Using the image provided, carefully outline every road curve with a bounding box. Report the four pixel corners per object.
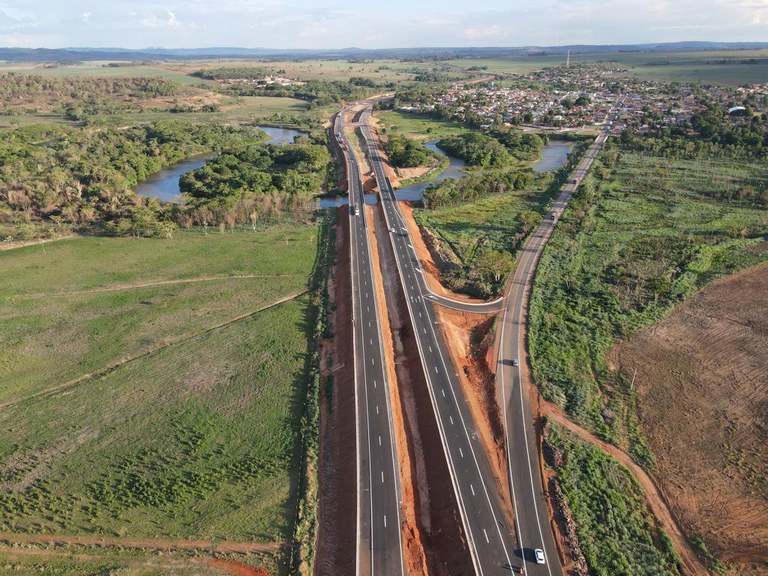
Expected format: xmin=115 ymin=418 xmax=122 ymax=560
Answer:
xmin=333 ymin=110 xmax=405 ymax=576
xmin=495 ymin=112 xmax=616 ymax=576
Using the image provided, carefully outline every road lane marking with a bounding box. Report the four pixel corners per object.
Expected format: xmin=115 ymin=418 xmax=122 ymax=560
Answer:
xmin=378 ymin=435 xmax=382 ymax=446
xmin=434 ymin=366 xmax=438 ymax=374
xmin=483 ymin=529 xmax=489 ymax=543
xmin=381 ymin=471 xmax=384 ymax=483
xmin=459 ymin=447 xmax=464 ymax=458
xmin=449 ymin=416 xmax=454 ymax=425
xmin=376 ymin=405 xmax=379 ymax=414
xmin=471 ymin=484 xmax=475 ymax=496
xmin=441 ymin=389 xmax=445 ymax=397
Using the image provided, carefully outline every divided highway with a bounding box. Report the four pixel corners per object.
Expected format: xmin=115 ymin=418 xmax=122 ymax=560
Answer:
xmin=333 ymin=110 xmax=405 ymax=576
xmin=360 ymin=110 xmax=520 ymax=575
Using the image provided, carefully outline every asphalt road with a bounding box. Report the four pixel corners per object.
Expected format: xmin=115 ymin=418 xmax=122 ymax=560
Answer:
xmin=494 ymin=116 xmax=616 ymax=576
xmin=333 ymin=111 xmax=405 ymax=576
xmin=360 ymin=109 xmax=520 ymax=575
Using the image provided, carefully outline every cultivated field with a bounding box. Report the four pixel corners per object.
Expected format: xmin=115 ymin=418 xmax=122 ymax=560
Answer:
xmin=0 ymin=225 xmax=319 ymax=573
xmin=615 ymin=263 xmax=768 ymax=574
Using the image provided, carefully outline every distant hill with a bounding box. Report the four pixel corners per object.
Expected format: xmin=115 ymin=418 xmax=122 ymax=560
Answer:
xmin=0 ymin=42 xmax=767 ymax=63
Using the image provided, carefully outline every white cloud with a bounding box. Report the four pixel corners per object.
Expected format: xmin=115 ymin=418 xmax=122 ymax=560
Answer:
xmin=140 ymin=8 xmax=181 ymax=29
xmin=463 ymin=25 xmax=506 ymax=39
xmin=81 ymin=11 xmax=91 ymax=23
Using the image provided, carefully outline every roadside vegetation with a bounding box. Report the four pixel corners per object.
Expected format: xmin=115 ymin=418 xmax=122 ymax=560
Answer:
xmin=411 ymin=133 xmax=576 ymax=298
xmin=546 ymin=423 xmax=682 ymax=576
xmin=529 ymin=139 xmax=768 ymax=460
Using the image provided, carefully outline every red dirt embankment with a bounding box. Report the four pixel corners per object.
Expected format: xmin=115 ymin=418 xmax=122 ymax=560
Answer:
xmin=400 ymin=196 xmax=714 ymax=575
xmin=614 ymin=263 xmax=768 ymax=575
xmin=370 ymin=203 xmax=473 ymax=575
xmin=315 ymin=207 xmax=356 ymax=576
xmin=367 ymin=205 xmax=429 ymax=575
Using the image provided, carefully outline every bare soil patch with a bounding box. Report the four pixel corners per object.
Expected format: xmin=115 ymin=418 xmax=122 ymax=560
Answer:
xmin=315 ymin=208 xmax=356 ymax=576
xmin=614 ymin=263 xmax=768 ymax=573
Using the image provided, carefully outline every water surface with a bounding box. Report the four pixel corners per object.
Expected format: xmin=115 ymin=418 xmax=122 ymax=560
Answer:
xmin=532 ymin=141 xmax=573 ymax=173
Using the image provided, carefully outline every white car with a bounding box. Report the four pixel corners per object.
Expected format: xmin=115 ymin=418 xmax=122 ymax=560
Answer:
xmin=535 ymin=549 xmax=546 ymax=564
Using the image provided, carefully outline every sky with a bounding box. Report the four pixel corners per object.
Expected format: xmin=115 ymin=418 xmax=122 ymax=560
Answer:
xmin=0 ymin=0 xmax=766 ymax=49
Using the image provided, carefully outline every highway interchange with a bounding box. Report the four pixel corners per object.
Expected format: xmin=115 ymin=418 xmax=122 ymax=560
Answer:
xmin=334 ymin=100 xmax=615 ymax=575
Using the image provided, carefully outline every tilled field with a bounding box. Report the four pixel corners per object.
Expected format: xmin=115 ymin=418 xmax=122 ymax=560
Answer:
xmin=615 ymin=262 xmax=768 ymax=573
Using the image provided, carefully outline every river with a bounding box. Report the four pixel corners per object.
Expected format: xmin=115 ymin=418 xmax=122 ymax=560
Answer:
xmin=137 ymin=132 xmax=570 ymax=206
xmin=134 ymin=126 xmax=307 ymax=203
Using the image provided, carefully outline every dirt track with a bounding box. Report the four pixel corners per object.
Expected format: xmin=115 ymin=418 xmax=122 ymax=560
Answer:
xmin=400 ymin=199 xmax=717 ymax=575
xmin=615 ymin=262 xmax=768 ymax=574
xmin=0 ymin=532 xmax=283 ymax=554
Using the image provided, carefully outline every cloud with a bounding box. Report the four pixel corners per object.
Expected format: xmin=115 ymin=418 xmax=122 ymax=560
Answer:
xmin=81 ymin=11 xmax=91 ymax=23
xmin=140 ymin=8 xmax=182 ymax=29
xmin=463 ymin=25 xmax=506 ymax=39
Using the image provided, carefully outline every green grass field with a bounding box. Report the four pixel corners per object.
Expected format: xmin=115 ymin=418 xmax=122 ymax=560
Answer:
xmin=377 ymin=110 xmax=468 ymax=142
xmin=0 ymin=225 xmax=318 ymax=575
xmin=529 ymin=149 xmax=768 ymax=452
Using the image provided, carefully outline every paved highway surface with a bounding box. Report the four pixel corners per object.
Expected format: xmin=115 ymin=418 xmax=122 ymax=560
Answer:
xmin=333 ymin=110 xmax=405 ymax=576
xmin=495 ymin=114 xmax=616 ymax=576
xmin=360 ymin=109 xmax=521 ymax=575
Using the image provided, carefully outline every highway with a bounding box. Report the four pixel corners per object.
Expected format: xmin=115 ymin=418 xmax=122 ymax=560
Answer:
xmin=359 ymin=109 xmax=520 ymax=575
xmin=333 ymin=110 xmax=405 ymax=576
xmin=494 ymin=116 xmax=615 ymax=576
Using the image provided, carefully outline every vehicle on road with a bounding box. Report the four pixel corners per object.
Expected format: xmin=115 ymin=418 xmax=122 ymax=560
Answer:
xmin=535 ymin=549 xmax=546 ymax=564
xmin=352 ymin=205 xmax=359 ymax=216
xmin=511 ymin=358 xmax=519 ymax=367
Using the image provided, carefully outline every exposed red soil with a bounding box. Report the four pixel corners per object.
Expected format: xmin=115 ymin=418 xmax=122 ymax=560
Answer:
xmin=367 ymin=205 xmax=429 ymax=575
xmin=208 ymin=558 xmax=272 ymax=576
xmin=614 ymin=263 xmax=768 ymax=575
xmin=0 ymin=532 xmax=283 ymax=554
xmin=370 ymin=202 xmax=473 ymax=575
xmin=400 ymin=202 xmax=488 ymax=304
xmin=403 ymin=196 xmax=712 ymax=575
xmin=539 ymin=402 xmax=712 ymax=576
xmin=432 ymin=306 xmax=514 ymax=526
xmin=315 ymin=207 xmax=357 ymax=576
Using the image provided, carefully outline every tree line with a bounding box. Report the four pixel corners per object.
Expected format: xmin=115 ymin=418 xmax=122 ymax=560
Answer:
xmin=0 ymin=121 xmax=333 ymax=239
